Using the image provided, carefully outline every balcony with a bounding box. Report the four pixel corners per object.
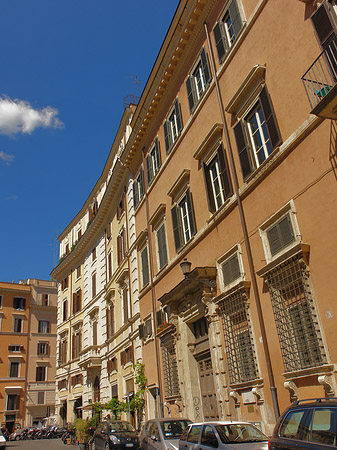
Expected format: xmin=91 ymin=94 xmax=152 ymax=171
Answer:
xmin=78 ymin=345 xmax=101 ymax=370
xmin=302 ymin=35 xmax=337 ymax=119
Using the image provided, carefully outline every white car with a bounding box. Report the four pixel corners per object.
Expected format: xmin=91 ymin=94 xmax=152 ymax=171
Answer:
xmin=179 ymin=421 xmax=269 ymax=450
xmin=0 ymin=429 xmax=6 ymax=449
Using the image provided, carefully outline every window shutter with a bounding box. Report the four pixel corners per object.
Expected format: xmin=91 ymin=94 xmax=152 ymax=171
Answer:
xmin=311 ymin=3 xmax=336 ymax=47
xmin=163 ymin=121 xmax=170 ymax=153
xmin=133 ymin=180 xmax=139 ymax=209
xmin=146 ymin=154 xmax=153 ymax=185
xmin=108 ymin=252 xmax=112 ymax=279
xmin=146 ymin=319 xmax=152 ymax=337
xmin=175 ymin=98 xmax=182 ymax=133
xmin=139 ymin=168 xmax=145 ymax=198
xmin=141 ymin=247 xmax=149 ymax=287
xmin=107 ymin=359 xmax=112 ymax=374
xmin=228 ymin=0 xmax=243 ymax=41
xmin=171 ymin=205 xmax=183 ymax=251
xmin=259 ymin=86 xmax=282 ymax=150
xmin=203 ymin=161 xmax=216 ymax=213
xmin=154 ymin=137 xmax=161 ymax=169
xmin=157 ymin=224 xmax=168 ymax=269
xmin=156 ymin=310 xmax=164 ymax=327
xmin=78 ymin=289 xmax=82 ymax=312
xmin=200 ymin=47 xmax=211 ymax=86
xmin=16 ymin=394 xmax=20 ymax=410
xmin=267 ymin=214 xmax=295 ymax=256
xmin=117 ymin=235 xmax=122 ymax=265
xmin=223 ymin=253 xmax=241 ymax=286
xmin=121 ymin=350 xmax=126 ymax=366
xmin=186 ymin=188 xmax=196 ymax=237
xmin=139 ymin=324 xmax=145 ymax=339
xmin=218 ymin=143 xmax=233 ymax=199
xmin=234 ymin=120 xmax=253 ymax=179
xmin=47 ymin=321 xmax=50 ymax=333
xmin=213 ymin=22 xmax=226 ymax=62
xmin=130 ymin=345 xmax=134 ymax=363
xmin=186 ymin=76 xmax=195 ymax=113
xmin=73 ymin=293 xmax=76 ymax=314
xmin=123 ymin=289 xmax=129 ymax=324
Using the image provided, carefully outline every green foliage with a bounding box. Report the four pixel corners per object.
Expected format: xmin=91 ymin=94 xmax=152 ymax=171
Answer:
xmin=104 ymin=398 xmax=126 ymax=420
xmin=92 ymin=402 xmax=104 ymax=413
xmin=74 ymin=418 xmax=89 ymax=443
xmin=87 ymin=414 xmax=100 ymax=428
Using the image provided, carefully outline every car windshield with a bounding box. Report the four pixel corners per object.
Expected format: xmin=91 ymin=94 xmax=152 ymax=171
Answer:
xmin=110 ymin=422 xmax=135 ymax=432
xmin=161 ymin=420 xmax=191 ymax=439
xmin=215 ymin=424 xmax=268 ymax=444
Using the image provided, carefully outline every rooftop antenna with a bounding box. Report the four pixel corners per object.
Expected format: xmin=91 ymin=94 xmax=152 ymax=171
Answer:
xmin=124 ymin=76 xmax=141 ymax=108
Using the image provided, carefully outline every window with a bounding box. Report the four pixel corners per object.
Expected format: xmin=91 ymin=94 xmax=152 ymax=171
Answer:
xmin=222 ymin=252 xmax=241 ymax=288
xmin=73 ymin=289 xmax=82 ymax=315
xmin=38 ymin=320 xmax=50 ymax=334
xmin=133 ymin=168 xmax=145 ymax=209
xmin=111 ymin=383 xmax=118 ymax=398
xmin=107 ymin=252 xmax=113 ymax=280
xmin=92 ymin=273 xmax=97 ymax=298
xmin=117 ymin=192 xmax=125 ymax=220
xmin=193 ymin=317 xmax=208 ymax=340
xmin=37 ymin=392 xmax=45 ymax=405
xmin=107 ymin=357 xmax=118 ymax=373
xmin=164 ymin=99 xmax=183 ymax=153
xmin=279 ymin=409 xmax=306 ymax=439
xmin=265 ymin=255 xmax=326 ymax=372
xmin=161 ymin=332 xmax=180 ymax=397
xmin=0 ymin=295 xmax=2 ymax=308
xmin=304 ymin=408 xmax=337 ymax=445
xmin=8 ymin=345 xmax=23 ymax=352
xmin=58 ymin=378 xmax=67 ymax=390
xmin=72 ymin=328 xmax=82 ymax=359
xmin=41 ymin=294 xmax=49 ymax=306
xmin=218 ymin=286 xmax=258 ymax=384
xmin=266 ymin=213 xmax=295 ymax=256
xmin=213 ymin=0 xmax=243 ymax=63
xmin=139 ymin=317 xmax=153 ymax=340
xmin=187 ymin=425 xmax=202 ymax=443
xmin=13 ymin=297 xmax=25 ymax=310
xmin=92 ymin=247 xmax=96 ymax=261
xmin=123 ymin=288 xmax=129 ymax=324
xmin=13 ymin=317 xmax=23 ymax=333
xmin=156 ymin=222 xmax=168 ymax=270
xmin=37 ymin=342 xmax=49 ymax=356
xmin=186 ymin=47 xmax=211 ymax=113
xmin=92 ymin=320 xmax=98 ymax=346
xmin=106 ymin=303 xmax=114 ymax=339
xmin=76 ymin=265 xmax=81 ymax=278
xmin=171 ymin=188 xmax=196 ymax=252
xmin=36 ymin=365 xmax=46 ymax=382
xmin=117 ymin=228 xmax=126 ymax=265
xmin=71 ymin=374 xmax=83 ymax=386
xmin=62 ymin=299 xmax=68 ymax=321
xmin=201 ymin=425 xmax=218 ymax=448
xmin=59 ymin=336 xmax=68 ymax=365
xmin=61 ymin=276 xmax=69 ymax=290
xmin=121 ymin=346 xmax=134 ymax=365
xmin=7 ymin=394 xmax=19 ymax=410
xmin=140 ymin=244 xmax=150 ymax=288
xmin=156 ymin=308 xmax=170 ymax=328
xmin=311 ymin=2 xmax=337 ymax=48
xmin=234 ymin=86 xmax=281 ymax=179
xmin=203 ymin=144 xmax=232 ymax=212
xmin=9 ymin=361 xmax=19 ymax=377
xmin=146 ymin=138 xmax=161 ymax=185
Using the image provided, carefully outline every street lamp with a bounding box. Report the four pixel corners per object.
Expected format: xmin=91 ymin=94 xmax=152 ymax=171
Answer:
xmin=180 ymin=258 xmax=192 ymax=277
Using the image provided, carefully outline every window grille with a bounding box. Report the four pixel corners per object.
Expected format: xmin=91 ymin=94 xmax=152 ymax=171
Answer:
xmin=161 ymin=332 xmax=180 ymax=397
xmin=265 ymin=255 xmax=326 ymax=372
xmin=218 ymin=288 xmax=258 ymax=384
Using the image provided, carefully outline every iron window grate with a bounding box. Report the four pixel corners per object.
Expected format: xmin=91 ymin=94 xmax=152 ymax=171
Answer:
xmin=265 ymin=256 xmax=326 ymax=372
xmin=161 ymin=332 xmax=180 ymax=398
xmin=218 ymin=288 xmax=258 ymax=384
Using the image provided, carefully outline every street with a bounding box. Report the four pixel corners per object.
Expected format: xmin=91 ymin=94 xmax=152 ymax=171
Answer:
xmin=4 ymin=439 xmax=80 ymax=449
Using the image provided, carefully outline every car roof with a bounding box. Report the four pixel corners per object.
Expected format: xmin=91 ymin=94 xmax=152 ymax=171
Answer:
xmin=148 ymin=418 xmax=191 ymax=423
xmin=187 ymin=421 xmax=258 ymax=426
xmin=287 ymin=398 xmax=337 ymax=408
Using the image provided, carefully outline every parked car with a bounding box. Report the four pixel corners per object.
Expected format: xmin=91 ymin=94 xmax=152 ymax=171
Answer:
xmin=0 ymin=429 xmax=6 ymax=448
xmin=92 ymin=420 xmax=139 ymax=450
xmin=179 ymin=421 xmax=269 ymax=450
xmin=269 ymin=397 xmax=337 ymax=450
xmin=140 ymin=418 xmax=192 ymax=450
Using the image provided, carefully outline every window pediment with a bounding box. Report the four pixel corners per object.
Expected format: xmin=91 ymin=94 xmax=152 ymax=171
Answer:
xmin=167 ymin=169 xmax=190 ymax=202
xmin=193 ymin=123 xmax=223 ymax=162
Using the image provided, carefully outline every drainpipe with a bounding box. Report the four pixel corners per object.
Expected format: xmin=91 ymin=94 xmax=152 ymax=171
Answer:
xmin=203 ymin=22 xmax=280 ymax=420
xmin=141 ymin=147 xmax=164 ymax=418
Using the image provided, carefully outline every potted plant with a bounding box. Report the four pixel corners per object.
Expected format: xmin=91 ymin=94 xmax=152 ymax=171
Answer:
xmin=75 ymin=418 xmax=89 ymax=449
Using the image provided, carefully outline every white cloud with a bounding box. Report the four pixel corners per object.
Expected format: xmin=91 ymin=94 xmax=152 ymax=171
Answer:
xmin=0 ymin=95 xmax=64 ymax=135
xmin=0 ymin=150 xmax=14 ymax=164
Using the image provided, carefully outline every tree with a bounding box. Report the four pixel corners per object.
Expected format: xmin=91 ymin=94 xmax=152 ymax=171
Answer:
xmin=104 ymin=398 xmax=126 ymax=420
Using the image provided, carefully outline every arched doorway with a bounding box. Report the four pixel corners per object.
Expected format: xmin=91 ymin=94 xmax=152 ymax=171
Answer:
xmin=93 ymin=376 xmax=100 ymax=402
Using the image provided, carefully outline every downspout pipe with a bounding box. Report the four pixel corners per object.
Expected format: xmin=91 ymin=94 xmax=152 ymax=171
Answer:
xmin=141 ymin=148 xmax=164 ymax=418
xmin=203 ymin=22 xmax=280 ymax=421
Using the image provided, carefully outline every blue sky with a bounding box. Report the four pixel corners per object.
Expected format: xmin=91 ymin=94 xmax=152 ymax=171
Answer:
xmin=0 ymin=1 xmax=179 ymax=283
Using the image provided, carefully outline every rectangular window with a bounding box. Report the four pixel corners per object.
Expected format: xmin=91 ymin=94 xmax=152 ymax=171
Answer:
xmin=111 ymin=383 xmax=118 ymax=398
xmin=108 ymin=252 xmax=113 ymax=280
xmin=8 ymin=345 xmax=23 ymax=352
xmin=146 ymin=138 xmax=161 ymax=185
xmin=73 ymin=289 xmax=82 ymax=315
xmin=186 ymin=47 xmax=211 ymax=113
xmin=62 ymin=300 xmax=68 ymax=322
xmin=139 ymin=317 xmax=153 ymax=340
xmin=267 ymin=213 xmax=295 ymax=256
xmin=41 ymin=294 xmax=49 ymax=306
xmin=203 ymin=144 xmax=232 ymax=212
xmin=59 ymin=338 xmax=67 ymax=365
xmin=265 ymin=256 xmax=326 ymax=372
xmin=72 ymin=329 xmax=82 ymax=359
xmin=213 ymin=0 xmax=243 ymax=63
xmin=222 ymin=253 xmax=241 ymax=287
xmin=171 ymin=188 xmax=196 ymax=252
xmin=37 ymin=392 xmax=45 ymax=405
xmin=92 ymin=320 xmax=97 ymax=346
xmin=71 ymin=374 xmax=83 ymax=386
xmin=218 ymin=288 xmax=258 ymax=384
xmin=106 ymin=303 xmax=114 ymax=339
xmin=161 ymin=332 xmax=180 ymax=397
xmin=92 ymin=247 xmax=96 ymax=261
xmin=117 ymin=192 xmax=125 ymax=220
xmin=9 ymin=361 xmax=19 ymax=377
xmin=61 ymin=276 xmax=69 ymax=291
xmin=13 ymin=317 xmax=23 ymax=333
xmin=234 ymin=86 xmax=281 ymax=179
xmin=164 ymin=99 xmax=183 ymax=153
xmin=36 ymin=365 xmax=46 ymax=382
xmin=37 ymin=342 xmax=49 ymax=355
xmin=117 ymin=229 xmax=126 ymax=265
xmin=76 ymin=265 xmax=81 ymax=278
xmin=123 ymin=288 xmax=129 ymax=324
xmin=133 ymin=168 xmax=145 ymax=209
xmin=140 ymin=245 xmax=150 ymax=288
xmin=156 ymin=222 xmax=168 ymax=270
xmin=92 ymin=273 xmax=97 ymax=298
xmin=38 ymin=320 xmax=50 ymax=334
xmin=7 ymin=394 xmax=19 ymax=410
xmin=0 ymin=295 xmax=2 ymax=308
xmin=13 ymin=297 xmax=25 ymax=310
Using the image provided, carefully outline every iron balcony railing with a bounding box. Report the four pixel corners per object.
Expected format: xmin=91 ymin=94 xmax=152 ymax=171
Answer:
xmin=302 ymin=35 xmax=337 ymax=110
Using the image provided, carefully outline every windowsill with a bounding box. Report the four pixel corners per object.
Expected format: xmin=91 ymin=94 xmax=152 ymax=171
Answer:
xmin=230 ymin=377 xmax=264 ymax=391
xmin=283 ymin=364 xmax=334 ymax=380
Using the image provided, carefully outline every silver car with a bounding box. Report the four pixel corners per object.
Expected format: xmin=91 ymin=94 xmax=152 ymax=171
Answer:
xmin=179 ymin=421 xmax=269 ymax=450
xmin=140 ymin=418 xmax=192 ymax=450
